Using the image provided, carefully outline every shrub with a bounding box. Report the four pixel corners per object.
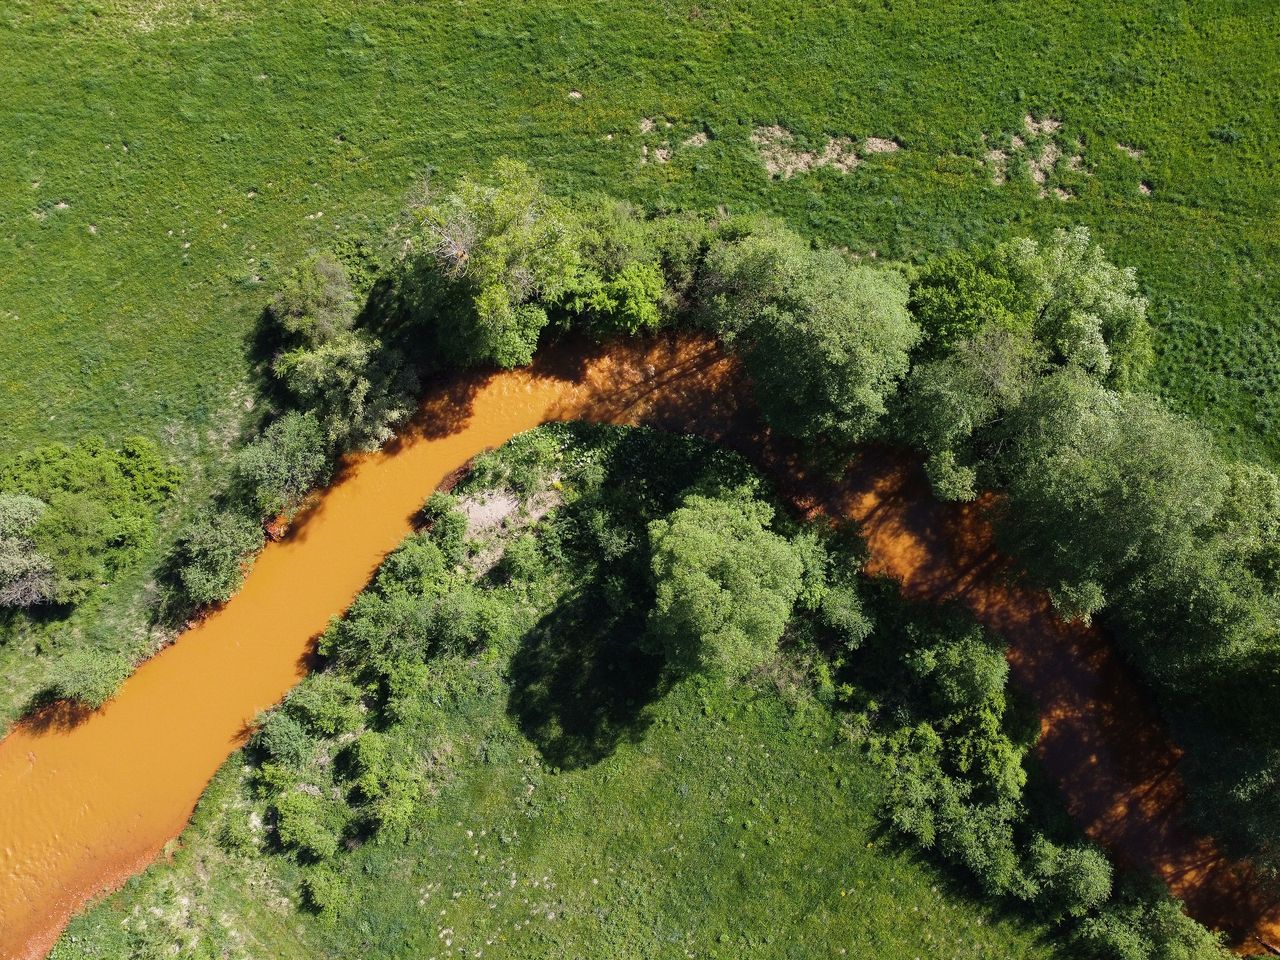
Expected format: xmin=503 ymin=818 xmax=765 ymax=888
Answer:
xmin=47 ymin=647 xmax=133 ymax=708
xmin=269 ymin=252 xmax=357 ymax=347
xmin=0 ymin=493 xmax=54 ymax=607
xmin=1077 ymin=877 xmax=1227 ymax=959
xmin=233 ymin=411 xmax=331 ymax=518
xmin=301 ymin=865 xmax=349 ymax=920
xmin=173 ymin=509 xmax=265 ymax=606
xmin=1026 ymin=835 xmax=1113 ymax=919
xmin=0 ymin=437 xmax=179 ymax=607
xmin=415 ymin=159 xmax=585 ymax=368
xmin=418 ymin=492 xmax=467 ymax=564
xmin=254 ymin=710 xmax=313 ymax=767
xmin=272 ymin=329 xmax=413 ymax=452
xmin=283 ymin=673 xmax=364 ymax=737
xmin=273 ymin=790 xmax=341 ymax=859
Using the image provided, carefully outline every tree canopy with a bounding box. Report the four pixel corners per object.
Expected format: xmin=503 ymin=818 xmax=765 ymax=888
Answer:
xmin=647 ymin=488 xmax=804 ymax=677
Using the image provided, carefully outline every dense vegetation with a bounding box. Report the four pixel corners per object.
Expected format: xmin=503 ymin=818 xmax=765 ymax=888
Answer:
xmin=7 ymin=156 xmax=1279 ymax=953
xmin=56 ymin=423 xmax=1207 ymax=959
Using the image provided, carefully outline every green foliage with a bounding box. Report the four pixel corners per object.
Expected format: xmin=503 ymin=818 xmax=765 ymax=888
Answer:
xmin=233 ymin=411 xmax=330 ymax=518
xmin=269 ymin=253 xmax=358 ymax=346
xmin=47 ymin=646 xmax=133 ymax=709
xmin=910 ymin=248 xmax=1031 ymax=355
xmin=997 ymin=368 xmax=1223 ymax=622
xmin=254 ymin=710 xmax=313 ymax=767
xmin=0 ymin=437 xmax=179 ymax=607
xmin=272 ymin=329 xmax=413 ymax=452
xmin=902 ymin=325 xmax=1043 ymax=501
xmin=416 ymin=159 xmax=586 ymax=368
xmin=272 ymin=790 xmax=342 ymax=860
xmin=300 ymin=865 xmax=349 ymax=921
xmin=648 ymin=489 xmax=803 ymax=678
xmin=417 ymin=492 xmax=467 ymax=564
xmin=0 ymin=492 xmax=55 ymax=607
xmin=1078 ymin=878 xmax=1226 ymax=960
xmin=1026 ymin=835 xmax=1113 ymax=920
xmin=1000 ymin=228 xmax=1153 ymax=389
xmin=282 ymin=672 xmax=364 ymax=737
xmin=172 ymin=509 xmax=265 ymax=606
xmin=700 ymin=220 xmax=919 ymax=446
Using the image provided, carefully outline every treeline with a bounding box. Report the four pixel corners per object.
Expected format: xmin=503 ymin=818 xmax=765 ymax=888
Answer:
xmin=898 ymin=234 xmax=1280 ymax=883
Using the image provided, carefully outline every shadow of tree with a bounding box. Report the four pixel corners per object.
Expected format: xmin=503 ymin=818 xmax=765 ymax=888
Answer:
xmin=507 ymin=582 xmax=665 ymax=770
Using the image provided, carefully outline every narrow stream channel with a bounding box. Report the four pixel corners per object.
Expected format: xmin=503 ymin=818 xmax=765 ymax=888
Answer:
xmin=0 ymin=335 xmax=1275 ymax=958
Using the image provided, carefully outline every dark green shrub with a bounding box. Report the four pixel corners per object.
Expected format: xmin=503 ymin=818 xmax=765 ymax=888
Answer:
xmin=173 ymin=509 xmax=265 ymax=606
xmin=233 ymin=411 xmax=330 ymax=518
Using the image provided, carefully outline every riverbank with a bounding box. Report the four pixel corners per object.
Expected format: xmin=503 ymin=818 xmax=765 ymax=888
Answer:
xmin=1 ymin=335 xmax=1275 ymax=957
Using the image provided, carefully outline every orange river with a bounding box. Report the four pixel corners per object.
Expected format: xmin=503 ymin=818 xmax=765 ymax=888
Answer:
xmin=1 ymin=335 xmax=1278 ymax=958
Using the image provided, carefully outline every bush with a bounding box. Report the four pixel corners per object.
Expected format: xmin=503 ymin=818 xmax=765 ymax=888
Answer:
xmin=0 ymin=492 xmax=54 ymax=607
xmin=272 ymin=329 xmax=413 ymax=452
xmin=417 ymin=492 xmax=467 ymax=564
xmin=273 ymin=790 xmax=341 ymax=859
xmin=283 ymin=673 xmax=364 ymax=737
xmin=173 ymin=509 xmax=265 ymax=606
xmin=47 ymin=647 xmax=133 ymax=708
xmin=269 ymin=252 xmax=358 ymax=347
xmin=1077 ymin=878 xmax=1226 ymax=960
xmin=1026 ymin=835 xmax=1113 ymax=919
xmin=254 ymin=710 xmax=313 ymax=767
xmin=301 ymin=865 xmax=349 ymax=920
xmin=415 ymin=159 xmax=585 ymax=368
xmin=233 ymin=411 xmax=331 ymax=518
xmin=0 ymin=437 xmax=179 ymax=607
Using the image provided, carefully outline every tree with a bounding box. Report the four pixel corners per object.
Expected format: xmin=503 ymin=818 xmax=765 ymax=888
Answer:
xmin=416 ymin=159 xmax=584 ymax=367
xmin=1026 ymin=835 xmax=1112 ymax=918
xmin=269 ymin=252 xmax=357 ymax=346
xmin=909 ymin=248 xmax=1032 ymax=355
xmin=173 ymin=510 xmax=265 ymax=606
xmin=648 ymin=489 xmax=803 ymax=677
xmin=699 ymin=221 xmax=919 ymax=446
xmin=901 ymin=325 xmax=1043 ymax=500
xmin=273 ymin=330 xmax=413 ymax=451
xmin=997 ymin=227 xmax=1152 ymax=388
xmin=997 ymin=368 xmax=1223 ymax=621
xmin=234 ymin=411 xmax=330 ymax=518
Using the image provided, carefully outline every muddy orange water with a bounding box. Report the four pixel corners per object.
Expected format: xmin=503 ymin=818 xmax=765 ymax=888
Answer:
xmin=0 ymin=335 xmax=1277 ymax=958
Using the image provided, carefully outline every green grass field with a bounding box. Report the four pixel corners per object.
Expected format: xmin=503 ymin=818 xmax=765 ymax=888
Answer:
xmin=3 ymin=0 xmax=1278 ymax=457
xmin=52 ymin=671 xmax=1064 ymax=960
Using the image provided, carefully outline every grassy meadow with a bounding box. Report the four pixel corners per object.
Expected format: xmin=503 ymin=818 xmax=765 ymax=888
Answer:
xmin=2 ymin=0 xmax=1278 ymax=456
xmin=52 ymin=676 xmax=1064 ymax=960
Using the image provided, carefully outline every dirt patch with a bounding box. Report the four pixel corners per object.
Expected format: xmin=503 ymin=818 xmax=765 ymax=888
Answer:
xmin=567 ymin=90 xmax=583 ymax=101
xmin=458 ymin=490 xmax=521 ymax=538
xmin=1117 ymin=142 xmax=1145 ymax=159
xmin=458 ymin=486 xmax=563 ymax=576
xmin=751 ymin=125 xmax=860 ymax=179
xmin=1024 ymin=113 xmax=1062 ymax=137
xmin=682 ymin=132 xmax=709 ymax=148
xmin=1028 ymin=140 xmax=1061 ymax=191
xmin=638 ymin=118 xmax=656 ymax=134
xmin=862 ymin=137 xmax=900 ymax=153
xmin=1139 ymin=181 xmax=1153 ymax=196
xmin=984 ymin=145 xmax=1009 ymax=185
